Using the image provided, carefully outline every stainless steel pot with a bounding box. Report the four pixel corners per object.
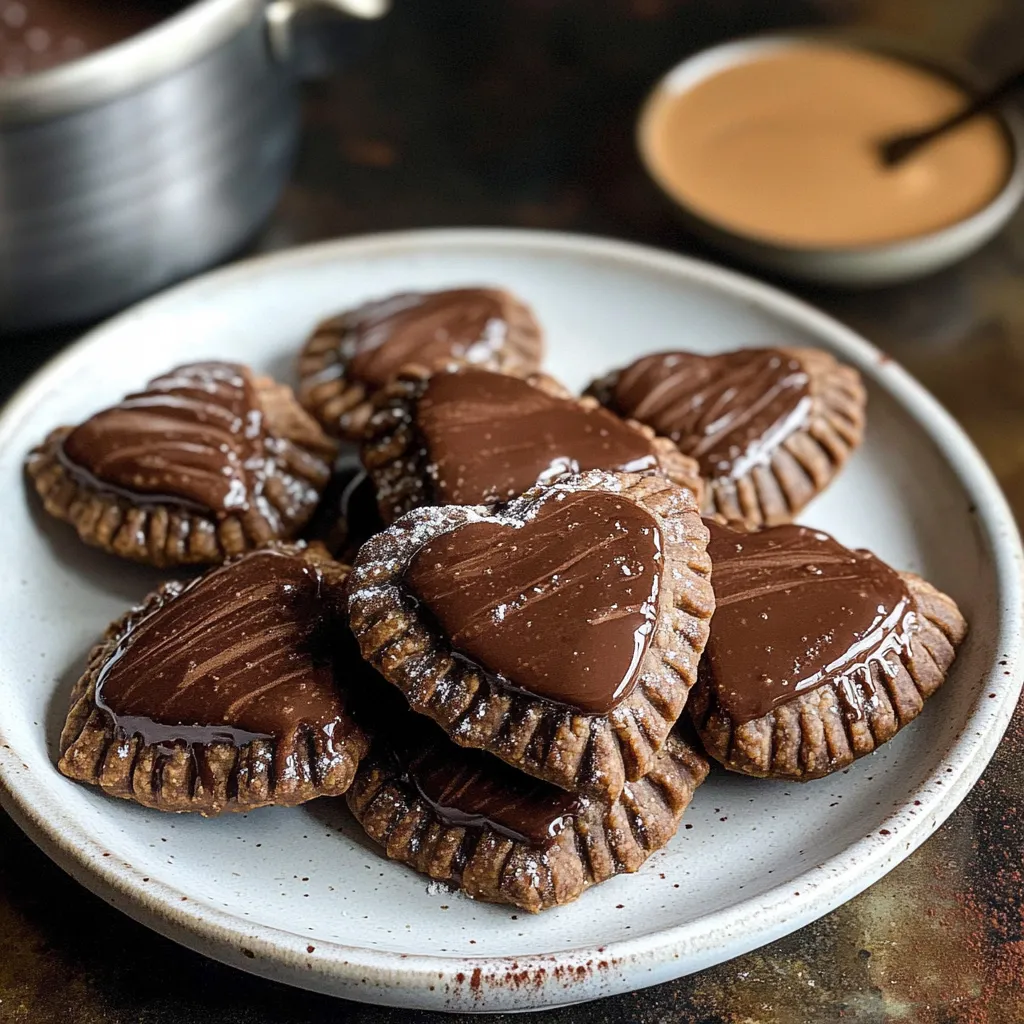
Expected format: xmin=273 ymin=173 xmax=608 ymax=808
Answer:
xmin=0 ymin=0 xmax=387 ymax=333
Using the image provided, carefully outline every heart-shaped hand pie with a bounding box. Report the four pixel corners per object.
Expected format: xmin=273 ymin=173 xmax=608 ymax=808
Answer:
xmin=340 ymin=289 xmax=529 ymax=390
xmin=405 ymin=489 xmax=662 ymax=714
xmin=297 ymin=287 xmax=545 ymax=441
xmin=347 ymin=710 xmax=709 ymax=912
xmin=346 ymin=469 xmax=715 ymax=799
xmin=26 ymin=362 xmax=336 ymax=567
xmin=689 ymin=520 xmax=967 ymax=780
xmin=58 ymin=545 xmax=370 ymax=814
xmin=362 ymin=366 xmax=704 ymax=522
xmin=586 ymin=347 xmax=865 ymax=528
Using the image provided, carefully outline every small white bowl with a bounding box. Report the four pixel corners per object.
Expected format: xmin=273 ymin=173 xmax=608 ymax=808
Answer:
xmin=637 ymin=34 xmax=1024 ymax=287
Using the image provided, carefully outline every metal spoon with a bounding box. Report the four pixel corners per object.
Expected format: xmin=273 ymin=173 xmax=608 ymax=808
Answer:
xmin=879 ymin=65 xmax=1024 ymax=167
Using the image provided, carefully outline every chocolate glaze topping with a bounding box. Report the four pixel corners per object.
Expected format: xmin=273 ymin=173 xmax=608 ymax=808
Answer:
xmin=415 ymin=369 xmax=657 ymax=505
xmin=341 ymin=289 xmax=517 ymax=389
xmin=60 ymin=362 xmax=272 ymax=515
xmin=338 ymin=467 xmax=385 ymax=544
xmin=303 ymin=453 xmax=385 ymax=555
xmin=95 ymin=549 xmax=349 ymax=775
xmin=405 ymin=490 xmax=663 ymax=714
xmin=609 ymin=349 xmax=811 ymax=480
xmin=701 ymin=520 xmax=916 ymax=724
xmin=399 ymin=732 xmax=579 ymax=846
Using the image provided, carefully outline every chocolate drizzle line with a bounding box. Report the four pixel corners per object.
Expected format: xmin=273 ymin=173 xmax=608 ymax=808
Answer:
xmin=610 ymin=349 xmax=812 ymax=480
xmin=95 ymin=549 xmax=349 ymax=781
xmin=404 ymin=489 xmax=663 ymax=715
xmin=339 ymin=289 xmax=517 ymax=389
xmin=59 ymin=362 xmax=275 ymax=516
xmin=701 ymin=520 xmax=918 ymax=724
xmin=415 ymin=369 xmax=657 ymax=505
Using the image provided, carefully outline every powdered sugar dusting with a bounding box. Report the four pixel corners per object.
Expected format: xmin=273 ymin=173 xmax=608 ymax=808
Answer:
xmin=425 ymin=879 xmax=456 ymax=897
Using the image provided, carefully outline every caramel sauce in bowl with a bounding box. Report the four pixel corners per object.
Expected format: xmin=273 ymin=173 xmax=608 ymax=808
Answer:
xmin=637 ymin=35 xmax=1024 ymax=286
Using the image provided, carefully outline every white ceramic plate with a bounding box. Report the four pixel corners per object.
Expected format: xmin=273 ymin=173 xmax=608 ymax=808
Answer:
xmin=1 ymin=230 xmax=1021 ymax=1013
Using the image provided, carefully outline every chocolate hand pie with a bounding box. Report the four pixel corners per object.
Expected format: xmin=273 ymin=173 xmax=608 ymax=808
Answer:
xmin=345 ymin=470 xmax=715 ymax=800
xmin=586 ymin=347 xmax=865 ymax=528
xmin=297 ymin=287 xmax=544 ymax=441
xmin=347 ymin=717 xmax=709 ymax=913
xmin=689 ymin=520 xmax=967 ymax=780
xmin=26 ymin=362 xmax=337 ymax=567
xmin=361 ymin=366 xmax=704 ymax=523
xmin=58 ymin=545 xmax=370 ymax=814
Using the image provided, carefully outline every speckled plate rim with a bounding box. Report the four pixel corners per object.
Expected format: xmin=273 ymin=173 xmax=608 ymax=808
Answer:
xmin=1 ymin=228 xmax=1021 ymax=1013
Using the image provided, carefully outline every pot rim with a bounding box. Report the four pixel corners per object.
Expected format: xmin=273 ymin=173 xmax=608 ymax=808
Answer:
xmin=0 ymin=0 xmax=264 ymax=124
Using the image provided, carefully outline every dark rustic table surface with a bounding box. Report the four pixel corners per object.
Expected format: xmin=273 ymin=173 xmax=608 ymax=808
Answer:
xmin=2 ymin=1 xmax=1023 ymax=1021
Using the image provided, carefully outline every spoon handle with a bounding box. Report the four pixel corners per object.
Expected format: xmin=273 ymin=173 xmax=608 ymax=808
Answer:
xmin=881 ymin=65 xmax=1024 ymax=166
xmin=934 ymin=66 xmax=1024 ymax=135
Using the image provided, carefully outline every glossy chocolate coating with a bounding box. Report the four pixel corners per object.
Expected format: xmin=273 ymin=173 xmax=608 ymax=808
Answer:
xmin=402 ymin=735 xmax=579 ymax=846
xmin=338 ymin=468 xmax=385 ymax=547
xmin=405 ymin=489 xmax=663 ymax=714
xmin=95 ymin=549 xmax=349 ymax=769
xmin=415 ymin=369 xmax=656 ymax=504
xmin=609 ymin=349 xmax=811 ymax=480
xmin=341 ymin=289 xmax=517 ymax=389
xmin=304 ymin=454 xmax=385 ymax=556
xmin=60 ymin=362 xmax=269 ymax=515
xmin=701 ymin=520 xmax=916 ymax=723
xmin=0 ymin=0 xmax=179 ymax=78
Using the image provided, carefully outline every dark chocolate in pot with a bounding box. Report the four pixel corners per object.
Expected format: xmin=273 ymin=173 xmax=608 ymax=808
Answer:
xmin=415 ymin=369 xmax=656 ymax=504
xmin=700 ymin=519 xmax=916 ymax=723
xmin=404 ymin=489 xmax=663 ymax=714
xmin=610 ymin=349 xmax=811 ymax=480
xmin=0 ymin=0 xmax=182 ymax=78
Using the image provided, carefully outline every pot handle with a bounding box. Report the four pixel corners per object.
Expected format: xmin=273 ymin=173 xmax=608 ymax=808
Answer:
xmin=266 ymin=0 xmax=390 ymax=63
